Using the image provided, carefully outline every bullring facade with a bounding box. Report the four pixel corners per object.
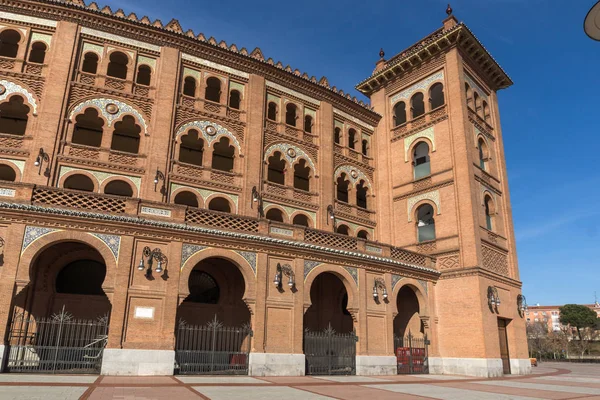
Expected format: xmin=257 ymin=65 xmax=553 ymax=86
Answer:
xmin=0 ymin=0 xmax=529 ymax=377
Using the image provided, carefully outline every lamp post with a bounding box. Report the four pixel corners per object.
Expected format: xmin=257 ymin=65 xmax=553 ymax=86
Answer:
xmin=273 ymin=263 xmax=295 ymax=290
xmin=137 ymin=246 xmax=168 ymax=278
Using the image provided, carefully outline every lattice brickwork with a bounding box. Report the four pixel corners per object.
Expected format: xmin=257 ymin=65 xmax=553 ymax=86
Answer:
xmin=109 ymin=152 xmax=138 ymax=166
xmin=357 ymin=208 xmax=372 ymax=220
xmin=392 ymin=124 xmax=408 ymax=137
xmin=429 ymin=105 xmax=448 ymax=121
xmin=25 ymin=64 xmax=42 ymax=75
xmin=185 ymin=209 xmax=259 ymax=232
xmin=176 ymin=163 xmax=204 ymax=178
xmin=336 ymin=203 xmax=352 ymax=214
xmin=32 ymin=188 xmax=126 ymax=213
xmin=391 ymin=247 xmax=427 ymax=266
xmin=0 ymin=135 xmax=24 ymax=149
xmin=285 ymin=126 xmax=300 ymax=138
xmin=69 ymin=146 xmax=100 ymax=159
xmin=266 ymin=183 xmax=287 ymax=196
xmin=210 ymin=171 xmax=235 ymax=185
xmin=204 ymin=102 xmax=221 ymax=114
xmin=0 ymin=58 xmax=15 ymax=70
xmin=226 ymin=108 xmax=240 ymax=120
xmin=303 ymin=133 xmax=314 ymax=144
xmin=413 ymin=177 xmax=432 ymax=191
xmin=305 ymin=229 xmax=358 ymax=250
xmin=265 ymin=121 xmax=277 ymax=132
xmin=79 ymin=72 xmax=96 ymax=86
xmin=482 ymin=245 xmax=509 ymax=276
xmin=348 ymin=150 xmax=358 ymax=160
xmin=105 ymin=77 xmax=126 ymax=91
xmin=181 ymin=96 xmax=195 ymax=108
xmin=134 ymin=85 xmax=150 ymax=97
xmin=293 ymin=189 xmax=313 ymax=203
xmin=412 ymin=115 xmax=426 ymax=128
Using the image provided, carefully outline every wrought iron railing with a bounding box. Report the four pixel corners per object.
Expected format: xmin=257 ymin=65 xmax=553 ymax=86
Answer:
xmin=304 ymin=324 xmax=358 ymax=376
xmin=394 ymin=332 xmax=429 ymax=374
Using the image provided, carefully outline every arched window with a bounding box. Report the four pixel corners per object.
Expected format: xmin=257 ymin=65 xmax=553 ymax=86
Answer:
xmin=478 ymin=138 xmax=489 ymax=170
xmin=72 ymin=108 xmax=104 ymax=147
xmin=413 ymin=142 xmax=431 ymax=179
xmin=267 ymin=152 xmax=286 ymax=185
xmin=361 ymin=139 xmax=368 ymax=156
xmin=106 ymin=51 xmax=128 ymax=79
xmin=304 ymin=115 xmax=313 ymax=133
xmin=266 ymin=208 xmax=284 ymax=222
xmin=56 ymin=259 xmax=106 ymax=295
xmin=348 ymin=129 xmax=357 ymax=150
xmin=429 ymin=83 xmax=445 ymax=109
xmin=482 ymin=100 xmax=490 ymax=121
xmin=183 ymin=76 xmax=196 ymax=97
xmin=416 ymin=204 xmax=435 ymax=242
xmin=211 ymin=137 xmax=234 ymax=172
xmin=336 ymin=174 xmax=349 ymax=203
xmin=473 ymin=92 xmax=481 ymax=115
xmin=136 ymin=65 xmax=151 ymax=86
xmin=229 ymin=90 xmax=241 ymax=109
xmin=393 ymin=101 xmax=407 ymax=126
xmin=0 ymin=164 xmax=16 ymax=182
xmin=179 ymin=129 xmax=204 ymax=166
xmin=104 ymin=180 xmax=133 ymax=197
xmin=285 ymin=103 xmax=297 ymax=126
xmin=110 ymin=116 xmax=141 ymax=154
xmin=205 ymin=77 xmax=221 ymax=103
xmin=208 ymin=197 xmax=231 ymax=213
xmin=293 ymin=214 xmax=309 ymax=227
xmin=334 ymin=127 xmax=341 ymax=144
xmin=357 ymin=230 xmax=369 ymax=240
xmin=0 ymin=96 xmax=29 ymax=136
xmin=336 ymin=225 xmax=350 ymax=235
xmin=174 ymin=191 xmax=199 ymax=208
xmin=293 ymin=159 xmax=310 ymax=191
xmin=187 ymin=271 xmax=219 ymax=304
xmin=82 ymin=52 xmax=99 ymax=74
xmin=0 ymin=29 xmax=20 ymax=58
xmin=28 ymin=42 xmax=46 ymax=64
xmin=411 ymin=93 xmax=425 ymax=119
xmin=267 ymin=102 xmax=277 ymax=121
xmin=465 ymin=82 xmax=472 ymax=106
xmin=356 ymin=180 xmax=368 ymax=209
xmin=64 ymin=174 xmax=94 ymax=192
xmin=484 ymin=195 xmax=494 ymax=231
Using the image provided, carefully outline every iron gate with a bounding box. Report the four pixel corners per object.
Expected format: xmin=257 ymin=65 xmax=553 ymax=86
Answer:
xmin=5 ymin=308 xmax=108 ymax=374
xmin=394 ymin=332 xmax=429 ymax=374
xmin=175 ymin=316 xmax=253 ymax=375
xmin=304 ymin=324 xmax=358 ymax=375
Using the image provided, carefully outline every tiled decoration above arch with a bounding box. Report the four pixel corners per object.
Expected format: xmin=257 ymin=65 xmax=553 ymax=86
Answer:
xmin=171 ymin=184 xmax=239 ymax=211
xmin=59 ymin=166 xmax=141 ymax=192
xmin=176 ymin=121 xmax=242 ymax=153
xmin=407 ymin=190 xmax=441 ymax=222
xmin=303 ymin=260 xmax=323 ymax=279
xmin=21 ymin=226 xmax=62 ymax=254
xmin=464 ymin=73 xmax=489 ymax=101
xmin=0 ymin=79 xmax=39 ymax=115
xmin=390 ymin=70 xmax=444 ymax=105
xmin=82 ymin=42 xmax=104 ymax=59
xmin=89 ymin=233 xmax=121 ymax=262
xmin=264 ymin=143 xmax=316 ymax=174
xmin=0 ymin=157 xmax=25 ymax=177
xmin=31 ymin=32 xmax=52 ymax=47
xmin=180 ymin=244 xmax=208 ymax=269
xmin=263 ymin=201 xmax=316 ymax=222
xmin=69 ymin=98 xmax=149 ymax=134
xmin=334 ymin=165 xmax=372 ymax=188
xmin=392 ymin=274 xmax=404 ymax=290
xmin=235 ymin=250 xmax=257 ymax=275
xmin=137 ymin=55 xmax=156 ymax=70
xmin=335 ymin=218 xmax=373 ymax=238
xmin=183 ymin=67 xmax=201 ymax=80
xmin=229 ymin=81 xmax=245 ymax=96
xmin=404 ymin=126 xmax=435 ymax=162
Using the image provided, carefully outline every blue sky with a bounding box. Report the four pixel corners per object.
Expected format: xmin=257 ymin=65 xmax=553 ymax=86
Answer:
xmin=101 ymin=0 xmax=600 ymax=305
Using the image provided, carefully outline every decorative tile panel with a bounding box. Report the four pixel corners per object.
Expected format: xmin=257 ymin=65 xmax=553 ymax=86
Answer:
xmin=333 ymin=108 xmax=374 ymax=130
xmin=390 ymin=70 xmax=444 ymax=104
xmin=107 ymin=46 xmax=134 ymax=61
xmin=229 ymin=81 xmax=245 ymax=95
xmin=21 ymin=226 xmax=60 ymax=254
xmin=334 ymin=165 xmax=372 ymax=188
xmin=30 ymin=32 xmax=52 ymax=47
xmin=69 ymin=98 xmax=148 ymax=134
xmin=183 ymin=53 xmax=249 ymax=79
xmin=344 ymin=266 xmax=358 ymax=286
xmin=0 ymin=80 xmax=38 ymax=115
xmin=270 ymin=227 xmax=294 ymax=237
xmin=407 ymin=190 xmax=441 ymax=222
xmin=181 ymin=244 xmax=208 ymax=269
xmin=404 ymin=126 xmax=435 ymax=162
xmin=0 ymin=11 xmax=57 ymax=27
xmin=264 ymin=143 xmax=316 ymax=173
xmin=464 ymin=73 xmax=489 ymax=101
xmin=89 ymin=233 xmax=120 ymax=261
xmin=0 ymin=158 xmax=25 ymax=176
xmin=59 ymin=166 xmax=141 ymax=192
xmin=263 ymin=201 xmax=316 ymax=222
xmin=392 ymin=274 xmax=404 ymax=290
xmin=137 ymin=55 xmax=156 ymax=70
xmin=304 ymin=260 xmax=322 ymax=279
xmin=335 ymin=218 xmax=373 ymax=237
xmin=266 ymin=93 xmax=280 ymax=105
xmin=140 ymin=206 xmax=171 ymax=218
xmin=82 ymin=42 xmax=104 ymax=58
xmin=266 ymin=81 xmax=320 ymax=106
xmin=418 ymin=279 xmax=429 ymax=295
xmin=183 ymin=67 xmax=201 ymax=80
xmin=304 ymin=108 xmax=316 ymax=118
xmin=0 ymin=188 xmax=15 ymax=197
xmin=235 ymin=250 xmax=256 ymax=274
xmin=365 ymin=244 xmax=382 ymax=255
xmin=81 ymin=27 xmax=160 ymax=52
xmin=176 ymin=121 xmax=241 ymax=152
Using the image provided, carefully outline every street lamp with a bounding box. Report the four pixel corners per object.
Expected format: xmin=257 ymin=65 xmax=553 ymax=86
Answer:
xmin=153 ymin=169 xmax=165 ymax=193
xmin=373 ymin=278 xmax=388 ymax=301
xmin=273 ymin=263 xmax=295 ymax=290
xmin=34 ymin=148 xmax=50 ymax=175
xmin=137 ymin=246 xmax=168 ymax=278
xmin=517 ymin=294 xmax=528 ymax=318
xmin=251 ymin=186 xmax=264 ymax=217
xmin=487 ymin=286 xmax=501 ymax=312
xmin=326 ymin=204 xmax=335 ymax=226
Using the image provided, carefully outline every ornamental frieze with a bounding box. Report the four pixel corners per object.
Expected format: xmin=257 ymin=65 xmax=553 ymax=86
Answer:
xmin=334 ymin=165 xmax=372 ymax=188
xmin=69 ymin=98 xmax=149 ymax=134
xmin=0 ymin=80 xmax=38 ymax=115
xmin=175 ymin=120 xmax=242 ymax=152
xmin=264 ymin=143 xmax=316 ymax=173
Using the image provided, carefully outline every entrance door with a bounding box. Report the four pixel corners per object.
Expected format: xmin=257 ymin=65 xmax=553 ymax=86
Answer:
xmin=497 ymin=318 xmax=511 ymax=374
xmin=304 ymin=324 xmax=358 ymax=375
xmin=394 ymin=332 xmax=429 ymax=374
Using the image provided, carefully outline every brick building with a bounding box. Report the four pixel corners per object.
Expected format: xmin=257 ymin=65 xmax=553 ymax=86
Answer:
xmin=526 ymin=303 xmax=600 ymax=333
xmin=0 ymin=1 xmax=529 ymax=377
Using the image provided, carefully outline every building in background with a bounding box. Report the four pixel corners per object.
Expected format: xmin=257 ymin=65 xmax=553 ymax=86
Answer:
xmin=0 ymin=1 xmax=528 ymax=377
xmin=526 ymin=303 xmax=600 ymax=332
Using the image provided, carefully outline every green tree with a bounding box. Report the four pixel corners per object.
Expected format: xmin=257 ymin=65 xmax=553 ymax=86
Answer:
xmin=559 ymin=304 xmax=599 ymax=340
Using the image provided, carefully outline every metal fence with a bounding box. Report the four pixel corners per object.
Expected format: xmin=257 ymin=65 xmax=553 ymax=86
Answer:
xmin=304 ymin=324 xmax=358 ymax=376
xmin=175 ymin=316 xmax=253 ymax=375
xmin=5 ymin=308 xmax=108 ymax=374
xmin=394 ymin=332 xmax=429 ymax=374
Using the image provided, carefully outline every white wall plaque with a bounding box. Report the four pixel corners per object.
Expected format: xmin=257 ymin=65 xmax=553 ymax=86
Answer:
xmin=270 ymin=227 xmax=294 ymax=237
xmin=0 ymin=188 xmax=15 ymax=197
xmin=134 ymin=306 xmax=155 ymax=319
xmin=141 ymin=206 xmax=172 ymax=217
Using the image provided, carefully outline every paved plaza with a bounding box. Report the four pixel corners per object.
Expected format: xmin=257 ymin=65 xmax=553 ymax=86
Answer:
xmin=0 ymin=363 xmax=598 ymax=399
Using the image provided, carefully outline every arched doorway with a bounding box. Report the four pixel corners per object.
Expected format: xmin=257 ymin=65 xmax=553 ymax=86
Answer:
xmin=393 ymin=285 xmax=428 ymax=374
xmin=7 ymin=242 xmax=111 ymax=374
xmin=175 ymin=257 xmax=252 ymax=375
xmin=304 ymin=272 xmax=357 ymax=375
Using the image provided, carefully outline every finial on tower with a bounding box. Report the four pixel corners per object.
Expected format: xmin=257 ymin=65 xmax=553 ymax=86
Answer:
xmin=446 ymin=4 xmax=453 ymax=16
xmin=379 ymin=48 xmax=385 ymax=59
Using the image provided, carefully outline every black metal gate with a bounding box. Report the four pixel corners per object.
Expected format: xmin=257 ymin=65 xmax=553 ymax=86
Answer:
xmin=175 ymin=316 xmax=252 ymax=375
xmin=5 ymin=308 xmax=108 ymax=374
xmin=394 ymin=332 xmax=429 ymax=374
xmin=304 ymin=324 xmax=358 ymax=375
